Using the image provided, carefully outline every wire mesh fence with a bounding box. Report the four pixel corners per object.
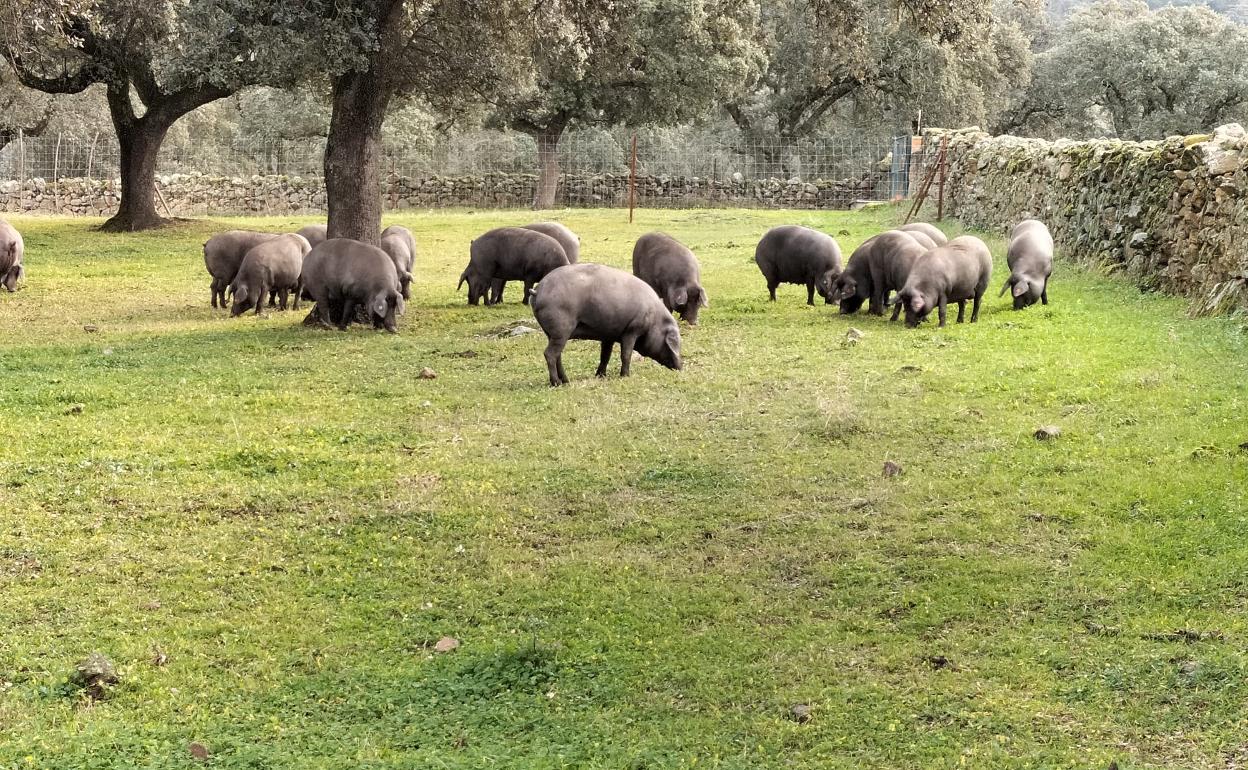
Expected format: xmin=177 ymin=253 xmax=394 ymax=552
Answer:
xmin=0 ymin=129 xmax=925 ymax=216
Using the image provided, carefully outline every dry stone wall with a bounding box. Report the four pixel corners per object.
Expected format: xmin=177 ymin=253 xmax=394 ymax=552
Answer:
xmin=930 ymin=124 xmax=1248 ymax=315
xmin=0 ymin=169 xmax=888 ymax=217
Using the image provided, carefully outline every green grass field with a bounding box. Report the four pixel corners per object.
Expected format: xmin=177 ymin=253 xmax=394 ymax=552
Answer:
xmin=2 ymin=207 xmax=1247 ymax=769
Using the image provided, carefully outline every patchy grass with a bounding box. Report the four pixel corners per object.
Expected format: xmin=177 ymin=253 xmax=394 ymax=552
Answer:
xmin=1 ymin=207 xmax=1247 ymax=769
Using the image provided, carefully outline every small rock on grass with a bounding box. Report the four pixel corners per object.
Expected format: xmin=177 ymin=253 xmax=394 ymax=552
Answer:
xmin=83 ymin=324 xmax=99 ymax=333
xmin=434 ymin=636 xmax=460 ymax=653
xmin=71 ymin=652 xmax=118 ymax=700
xmin=64 ymin=403 xmax=85 ymax=415
xmin=790 ymin=703 xmax=812 ymax=723
xmin=1034 ymin=425 xmax=1062 ymax=441
xmin=419 ymin=367 xmax=437 ymax=380
xmin=882 ymin=461 xmax=903 ymax=478
xmin=189 ymin=742 xmax=210 ymax=761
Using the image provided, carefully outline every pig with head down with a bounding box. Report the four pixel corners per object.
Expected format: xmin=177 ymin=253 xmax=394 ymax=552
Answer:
xmin=632 ymin=232 xmax=708 ymax=325
xmin=531 ymin=263 xmax=682 ymax=387
xmin=229 ymin=234 xmax=311 ymax=316
xmin=302 ymin=238 xmax=403 ymax=333
xmin=1001 ymin=219 xmax=1053 ymax=310
xmin=380 ymin=225 xmax=416 ymax=303
xmin=754 ymin=225 xmax=842 ymax=305
xmin=204 ymin=230 xmax=280 ymax=309
xmin=834 ymin=230 xmax=930 ymax=317
xmin=459 ymin=227 xmax=568 ymax=306
xmin=0 ymin=219 xmax=24 ymax=292
xmin=891 ymin=236 xmax=993 ymax=328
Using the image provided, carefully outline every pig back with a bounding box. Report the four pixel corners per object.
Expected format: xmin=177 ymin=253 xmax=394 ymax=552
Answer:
xmin=534 ymin=264 xmax=667 ymax=332
xmin=755 ymin=226 xmax=841 ymax=281
xmin=633 ymin=232 xmax=699 ymax=286
xmin=523 ymin=222 xmax=579 ymax=263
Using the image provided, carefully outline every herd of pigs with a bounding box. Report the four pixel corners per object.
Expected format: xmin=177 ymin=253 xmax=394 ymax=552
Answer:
xmin=0 ymin=215 xmax=1055 ymax=387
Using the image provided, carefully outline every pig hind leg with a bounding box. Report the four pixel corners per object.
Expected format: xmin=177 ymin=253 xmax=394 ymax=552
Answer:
xmin=522 ymin=280 xmax=534 ymax=306
xmin=1041 ymin=280 xmax=1049 ymax=305
xmin=956 ymin=300 xmax=966 ymax=324
xmin=544 ymin=339 xmax=569 ymax=387
xmin=805 ymin=281 xmax=816 ymax=306
xmin=971 ymin=291 xmax=983 ymax=322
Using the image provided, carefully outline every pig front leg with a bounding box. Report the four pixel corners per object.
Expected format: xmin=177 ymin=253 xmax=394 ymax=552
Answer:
xmin=596 ymin=341 xmax=613 ymax=378
xmin=255 ymin=282 xmax=269 ymax=316
xmin=805 ymin=281 xmax=816 ymax=306
xmin=956 ymin=300 xmax=966 ymax=324
xmin=292 ymin=281 xmax=302 ymax=311
xmin=267 ymin=289 xmax=278 ymax=308
xmin=522 ymin=280 xmax=534 ymax=306
xmin=937 ymin=296 xmax=948 ymax=327
xmin=869 ymin=289 xmax=887 ymax=316
xmin=544 ymin=339 xmax=569 ymax=387
xmin=889 ymin=302 xmax=902 ymax=322
xmin=619 ymin=334 xmax=638 ymax=377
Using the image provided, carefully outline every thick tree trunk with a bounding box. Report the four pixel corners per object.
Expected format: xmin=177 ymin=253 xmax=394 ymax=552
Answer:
xmin=325 ymin=70 xmax=391 ymax=245
xmin=101 ymin=122 xmax=169 ymax=231
xmin=532 ymin=123 xmax=566 ymax=210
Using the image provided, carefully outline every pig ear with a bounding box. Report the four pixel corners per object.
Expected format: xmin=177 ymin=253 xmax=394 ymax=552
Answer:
xmin=910 ymin=296 xmax=924 ymax=313
xmin=233 ymin=284 xmax=247 ymax=302
xmin=889 ymin=294 xmax=902 ymax=306
xmin=1012 ymin=280 xmax=1029 ymax=298
xmin=699 ymin=288 xmax=709 ymax=308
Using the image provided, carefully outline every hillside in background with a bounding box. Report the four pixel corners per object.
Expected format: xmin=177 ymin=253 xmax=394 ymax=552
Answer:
xmin=1050 ymin=0 xmax=1248 ymax=20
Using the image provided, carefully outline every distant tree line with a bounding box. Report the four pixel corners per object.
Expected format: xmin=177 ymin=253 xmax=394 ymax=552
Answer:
xmin=0 ymin=0 xmax=1243 ymax=233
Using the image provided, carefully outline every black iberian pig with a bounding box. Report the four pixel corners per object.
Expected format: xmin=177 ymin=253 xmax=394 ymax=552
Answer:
xmin=754 ymin=225 xmax=842 ymax=305
xmin=834 ymin=230 xmax=930 ymax=317
xmin=380 ymin=225 xmax=416 ymax=302
xmin=530 ymin=263 xmax=683 ymax=387
xmin=0 ymin=219 xmax=24 ymax=292
xmin=891 ymin=236 xmax=993 ymax=328
xmin=229 ymin=234 xmax=312 ymax=316
xmin=302 ymin=238 xmax=403 ymax=333
xmin=204 ymin=230 xmax=280 ymax=309
xmin=631 ymin=231 xmax=708 ymax=325
xmin=1001 ymin=219 xmax=1054 ymax=310
xmin=458 ymin=227 xmax=569 ymax=306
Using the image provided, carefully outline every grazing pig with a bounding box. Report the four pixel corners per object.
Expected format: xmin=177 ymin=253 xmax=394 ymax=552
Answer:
xmin=531 ymin=263 xmax=683 ymax=387
xmin=631 ymin=232 xmax=708 ymax=325
xmin=523 ymin=221 xmax=580 ymax=263
xmin=754 ymin=225 xmax=842 ymax=305
xmin=1001 ymin=219 xmax=1054 ymax=310
xmin=458 ymin=227 xmax=568 ymax=306
xmin=833 ymin=230 xmax=929 ymax=317
xmin=0 ymin=219 xmax=24 ymax=292
xmin=899 ymin=222 xmax=947 ymax=247
xmin=297 ymin=224 xmax=328 ymax=249
xmin=891 ymin=236 xmax=993 ymax=328
xmin=229 ymin=234 xmax=312 ymax=316
xmin=302 ymin=238 xmax=403 ymax=333
xmin=204 ymin=230 xmax=280 ymax=309
xmin=380 ymin=225 xmax=416 ymax=301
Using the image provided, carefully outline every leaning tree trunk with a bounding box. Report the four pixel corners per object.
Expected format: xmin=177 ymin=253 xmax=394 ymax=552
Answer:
xmin=325 ymin=69 xmax=391 ymax=245
xmin=101 ymin=121 xmax=170 ymax=231
xmin=532 ymin=123 xmax=567 ymax=210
